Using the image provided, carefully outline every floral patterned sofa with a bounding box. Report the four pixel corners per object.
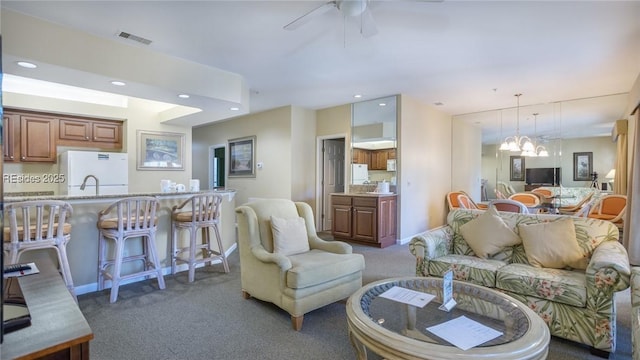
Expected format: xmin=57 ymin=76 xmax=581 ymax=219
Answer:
xmin=409 ymin=208 xmax=630 ymax=355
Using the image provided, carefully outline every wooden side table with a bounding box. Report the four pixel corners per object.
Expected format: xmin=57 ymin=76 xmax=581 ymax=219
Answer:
xmin=1 ymin=258 xmax=93 ymax=359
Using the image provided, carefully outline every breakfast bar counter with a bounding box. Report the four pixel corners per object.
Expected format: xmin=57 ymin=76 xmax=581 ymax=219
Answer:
xmin=4 ymin=189 xmax=237 ymax=295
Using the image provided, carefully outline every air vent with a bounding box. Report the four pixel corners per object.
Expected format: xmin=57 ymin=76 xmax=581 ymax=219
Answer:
xmin=117 ymin=31 xmax=152 ymax=45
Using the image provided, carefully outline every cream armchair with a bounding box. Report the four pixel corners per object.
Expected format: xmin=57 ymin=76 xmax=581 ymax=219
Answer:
xmin=235 ymin=199 xmax=365 ymax=330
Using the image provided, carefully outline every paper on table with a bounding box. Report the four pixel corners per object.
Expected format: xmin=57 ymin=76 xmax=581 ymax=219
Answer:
xmin=378 ymin=286 xmax=435 ymax=308
xmin=3 ymin=262 xmax=40 ymax=278
xmin=426 ymin=315 xmax=503 ymax=350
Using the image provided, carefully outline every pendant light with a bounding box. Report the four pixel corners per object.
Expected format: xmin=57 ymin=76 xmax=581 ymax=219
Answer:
xmin=500 ymin=94 xmax=534 ymax=152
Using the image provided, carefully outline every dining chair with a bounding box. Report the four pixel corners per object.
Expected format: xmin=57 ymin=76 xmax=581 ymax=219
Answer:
xmin=171 ymin=192 xmax=230 ymax=282
xmin=4 ymin=200 xmax=76 ymax=299
xmin=587 ymin=194 xmax=627 ymax=230
xmin=457 ymin=194 xmax=479 ymax=210
xmin=97 ymin=196 xmax=166 ymax=303
xmin=488 ymin=199 xmax=529 ymax=213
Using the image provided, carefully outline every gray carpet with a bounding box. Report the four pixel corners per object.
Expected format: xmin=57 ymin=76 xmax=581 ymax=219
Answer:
xmin=78 ymin=242 xmax=633 ymax=360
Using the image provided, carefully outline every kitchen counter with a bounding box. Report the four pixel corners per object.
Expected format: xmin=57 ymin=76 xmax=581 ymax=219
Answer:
xmin=5 ymin=189 xmax=237 ymax=295
xmin=330 ymin=192 xmax=396 ymax=197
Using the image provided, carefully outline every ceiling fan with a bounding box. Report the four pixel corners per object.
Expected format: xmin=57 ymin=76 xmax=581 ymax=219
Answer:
xmin=283 ymin=0 xmax=442 ymax=38
xmin=284 ymin=0 xmax=377 ymax=37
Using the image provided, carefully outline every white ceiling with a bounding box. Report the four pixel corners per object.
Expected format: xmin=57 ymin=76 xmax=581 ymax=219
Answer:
xmin=2 ymin=1 xmax=639 ymax=142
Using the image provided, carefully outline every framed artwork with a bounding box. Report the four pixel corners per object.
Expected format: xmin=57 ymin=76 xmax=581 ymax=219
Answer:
xmin=510 ymin=156 xmax=525 ymax=181
xmin=136 ymin=130 xmax=185 ymax=170
xmin=573 ymin=152 xmax=593 ymax=181
xmin=228 ymin=135 xmax=256 ymax=178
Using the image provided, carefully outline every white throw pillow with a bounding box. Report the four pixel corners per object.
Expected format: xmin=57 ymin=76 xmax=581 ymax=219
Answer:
xmin=270 ymin=216 xmax=310 ymax=256
xmin=459 ymin=206 xmax=521 ymax=259
xmin=518 ymin=218 xmax=587 ymax=269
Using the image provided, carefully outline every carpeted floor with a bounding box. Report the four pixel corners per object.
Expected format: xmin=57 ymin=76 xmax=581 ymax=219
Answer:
xmin=78 ymin=242 xmax=633 ymax=360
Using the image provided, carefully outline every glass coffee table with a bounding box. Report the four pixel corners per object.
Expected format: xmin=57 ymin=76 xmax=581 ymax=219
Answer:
xmin=346 ymin=277 xmax=550 ymax=360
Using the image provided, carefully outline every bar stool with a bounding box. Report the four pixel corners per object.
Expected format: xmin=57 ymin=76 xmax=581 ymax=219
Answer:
xmin=3 ymin=200 xmax=76 ymax=299
xmin=97 ymin=196 xmax=166 ymax=303
xmin=171 ymin=193 xmax=229 ymax=282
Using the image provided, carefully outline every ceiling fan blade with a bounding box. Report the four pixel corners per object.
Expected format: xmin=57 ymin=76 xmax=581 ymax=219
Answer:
xmin=359 ymin=8 xmax=378 ymax=38
xmin=283 ymin=1 xmax=338 ymax=31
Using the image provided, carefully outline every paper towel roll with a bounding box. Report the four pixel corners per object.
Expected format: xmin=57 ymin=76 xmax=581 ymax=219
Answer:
xmin=160 ymin=179 xmax=171 ymax=193
xmin=376 ymin=181 xmax=390 ymax=193
xmin=189 ymin=179 xmax=200 ymax=192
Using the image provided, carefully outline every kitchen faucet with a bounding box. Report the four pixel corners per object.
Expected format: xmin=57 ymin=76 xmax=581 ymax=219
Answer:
xmin=80 ymin=174 xmax=100 ymax=195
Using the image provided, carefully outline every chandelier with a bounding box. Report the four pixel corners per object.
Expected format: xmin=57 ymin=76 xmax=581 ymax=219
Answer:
xmin=520 ymin=113 xmax=549 ymax=157
xmin=499 ymin=94 xmax=534 ymax=152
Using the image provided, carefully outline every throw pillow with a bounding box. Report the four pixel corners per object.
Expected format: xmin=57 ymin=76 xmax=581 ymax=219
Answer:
xmin=459 ymin=206 xmax=521 ymax=259
xmin=270 ymin=216 xmax=310 ymax=256
xmin=518 ymin=218 xmax=587 ymax=269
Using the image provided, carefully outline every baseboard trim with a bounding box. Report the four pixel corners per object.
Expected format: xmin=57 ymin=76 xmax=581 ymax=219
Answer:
xmin=74 ymin=243 xmax=238 ymax=296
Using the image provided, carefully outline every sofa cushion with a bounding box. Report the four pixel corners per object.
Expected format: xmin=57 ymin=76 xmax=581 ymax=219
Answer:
xmin=496 ymin=263 xmax=587 ymax=307
xmin=429 ymin=254 xmax=507 ymax=288
xmin=270 ymin=216 xmax=310 ymax=256
xmin=459 ymin=206 xmax=521 ymax=259
xmin=286 ymin=249 xmax=364 ymax=289
xmin=518 ymin=218 xmax=588 ymax=270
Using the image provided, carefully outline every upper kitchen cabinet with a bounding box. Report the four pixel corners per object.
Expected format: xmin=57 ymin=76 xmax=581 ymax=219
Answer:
xmin=3 ymin=112 xmax=20 ymax=162
xmin=58 ymin=116 xmax=123 ymax=149
xmin=3 ymin=110 xmax=57 ymax=163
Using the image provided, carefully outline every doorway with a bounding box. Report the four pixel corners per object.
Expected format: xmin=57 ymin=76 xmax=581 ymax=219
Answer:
xmin=319 ymin=137 xmax=346 ymax=232
xmin=209 ymin=145 xmax=225 ymax=189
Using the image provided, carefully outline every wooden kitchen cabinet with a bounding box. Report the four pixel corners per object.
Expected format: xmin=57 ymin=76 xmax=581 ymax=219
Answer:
xmin=19 ymin=113 xmax=57 ymax=162
xmin=58 ymin=116 xmax=123 ymax=149
xmin=331 ymin=194 xmax=397 ymax=248
xmin=3 ymin=112 xmax=20 ymax=162
xmin=352 ymin=148 xmax=370 ymax=164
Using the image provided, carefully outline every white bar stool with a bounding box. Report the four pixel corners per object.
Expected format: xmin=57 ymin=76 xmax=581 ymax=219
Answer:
xmin=97 ymin=196 xmax=166 ymax=303
xmin=3 ymin=200 xmax=76 ymax=299
xmin=171 ymin=193 xmax=230 ymax=282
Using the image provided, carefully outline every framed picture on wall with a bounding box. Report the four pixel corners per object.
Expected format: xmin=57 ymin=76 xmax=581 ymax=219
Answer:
xmin=573 ymin=152 xmax=593 ymax=181
xmin=228 ymin=135 xmax=256 ymax=178
xmin=136 ymin=130 xmax=185 ymax=170
xmin=510 ymin=156 xmax=525 ymax=181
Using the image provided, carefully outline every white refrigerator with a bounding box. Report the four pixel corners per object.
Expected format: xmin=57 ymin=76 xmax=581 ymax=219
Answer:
xmin=59 ymin=151 xmax=129 ymax=195
xmin=351 ymin=164 xmax=369 ymax=185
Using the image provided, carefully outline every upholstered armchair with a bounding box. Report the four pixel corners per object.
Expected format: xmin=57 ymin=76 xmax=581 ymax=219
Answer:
xmin=235 ymin=199 xmax=365 ymax=330
xmin=631 ymin=267 xmax=640 ymax=360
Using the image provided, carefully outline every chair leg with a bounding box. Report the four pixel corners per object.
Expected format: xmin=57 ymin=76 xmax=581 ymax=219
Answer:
xmin=291 ymin=315 xmax=304 ymax=331
xmin=146 ymin=232 xmax=166 ymax=290
xmin=97 ymin=234 xmax=106 ymax=291
xmin=171 ymin=222 xmax=178 ymax=275
xmin=54 ymin=242 xmax=77 ymax=300
xmin=188 ymin=228 xmax=197 ymax=282
xmin=110 ymin=238 xmax=125 ymax=303
xmin=213 ymin=224 xmax=230 ymax=273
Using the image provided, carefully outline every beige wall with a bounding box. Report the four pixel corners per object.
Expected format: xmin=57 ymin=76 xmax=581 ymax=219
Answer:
xmin=316 ymin=104 xmax=351 ymax=138
xmin=192 ymin=106 xmax=319 ymax=207
xmin=452 ymin=120 xmax=482 ymax=199
xmin=398 ymin=94 xmax=452 ymax=242
xmin=3 ymin=92 xmax=193 ymax=194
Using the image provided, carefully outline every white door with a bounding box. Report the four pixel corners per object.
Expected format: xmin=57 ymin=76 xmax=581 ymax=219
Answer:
xmin=322 ymin=138 xmax=345 ymax=231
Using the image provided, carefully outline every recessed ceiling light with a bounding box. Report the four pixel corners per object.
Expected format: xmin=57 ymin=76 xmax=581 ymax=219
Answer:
xmin=178 ymin=94 xmax=190 ymax=99
xmin=230 ymin=107 xmax=240 ymax=111
xmin=434 ymin=102 xmax=444 ymax=106
xmin=354 ymin=94 xmax=362 ymax=98
xmin=110 ymin=81 xmax=126 ymax=86
xmin=17 ymin=61 xmax=37 ymax=69
xmin=379 ymin=103 xmax=386 ymax=107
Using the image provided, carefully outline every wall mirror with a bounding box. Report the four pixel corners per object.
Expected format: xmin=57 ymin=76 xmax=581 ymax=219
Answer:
xmin=454 ymin=93 xmax=627 ymax=200
xmin=351 ymin=95 xmax=398 ymax=186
